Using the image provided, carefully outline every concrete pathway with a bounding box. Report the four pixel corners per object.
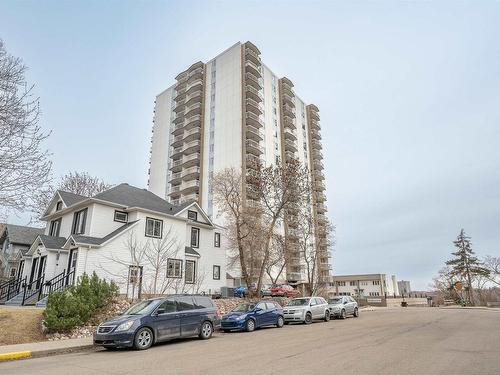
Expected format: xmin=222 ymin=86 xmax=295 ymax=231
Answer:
xmin=0 ymin=337 xmax=93 ymax=361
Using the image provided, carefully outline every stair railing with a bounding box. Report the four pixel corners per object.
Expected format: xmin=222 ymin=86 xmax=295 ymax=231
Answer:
xmin=22 ymin=274 xmax=44 ymax=305
xmin=38 ymin=270 xmax=67 ymax=301
xmin=0 ymin=277 xmax=25 ymax=302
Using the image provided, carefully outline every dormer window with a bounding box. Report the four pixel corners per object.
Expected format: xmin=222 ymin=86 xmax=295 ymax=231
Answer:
xmin=49 ymin=218 xmax=62 ymax=237
xmin=187 ymin=210 xmax=198 ymax=221
xmin=56 ymin=201 xmax=63 ymax=211
xmin=72 ymin=208 xmax=88 ymax=235
xmin=114 ymin=211 xmax=128 ymax=223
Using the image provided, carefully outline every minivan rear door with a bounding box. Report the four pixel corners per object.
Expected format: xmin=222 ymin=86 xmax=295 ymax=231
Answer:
xmin=152 ymin=299 xmax=180 ymax=341
xmin=176 ymin=296 xmax=202 ymax=337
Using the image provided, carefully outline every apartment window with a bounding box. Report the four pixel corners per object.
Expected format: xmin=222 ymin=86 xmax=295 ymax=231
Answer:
xmin=187 ymin=210 xmax=198 ymax=221
xmin=213 ymin=265 xmax=221 ymax=280
xmin=167 ymin=259 xmax=182 ymax=278
xmin=114 ymin=211 xmax=128 ymax=223
xmin=71 ymin=208 xmax=88 ymax=235
xmin=337 ymin=281 xmax=346 ymax=286
xmin=128 ymin=266 xmax=142 ymax=284
xmin=369 ymin=292 xmax=380 ymax=297
xmin=214 ymin=232 xmax=220 ymax=247
xmin=373 ymin=280 xmax=380 ymax=286
xmin=49 ymin=218 xmax=62 ymax=237
xmin=56 ymin=201 xmax=63 ymax=211
xmin=191 ymin=227 xmax=200 ymax=248
xmin=145 ymin=217 xmax=163 ymax=238
xmin=185 ymin=260 xmax=196 ymax=284
xmin=350 ymin=281 xmax=357 ymax=286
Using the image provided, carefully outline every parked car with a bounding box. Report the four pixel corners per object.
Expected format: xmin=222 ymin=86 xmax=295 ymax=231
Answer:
xmin=271 ymin=284 xmax=300 ymax=297
xmin=221 ymin=300 xmax=284 ymax=332
xmin=234 ymin=283 xmax=258 ymax=298
xmin=94 ymin=295 xmax=221 ymax=350
xmin=283 ymin=297 xmax=330 ymax=324
xmin=328 ymin=296 xmax=359 ymax=319
xmin=260 ymin=284 xmax=274 ymax=297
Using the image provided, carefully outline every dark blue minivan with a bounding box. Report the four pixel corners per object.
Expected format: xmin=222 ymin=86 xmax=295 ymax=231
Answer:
xmin=94 ymin=295 xmax=221 ymax=350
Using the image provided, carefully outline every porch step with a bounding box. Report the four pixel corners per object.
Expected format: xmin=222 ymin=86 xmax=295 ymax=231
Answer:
xmin=5 ymin=292 xmax=24 ymax=306
xmin=36 ymin=296 xmax=48 ymax=307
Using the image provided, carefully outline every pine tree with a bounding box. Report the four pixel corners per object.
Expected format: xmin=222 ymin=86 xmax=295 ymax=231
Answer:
xmin=446 ymin=229 xmax=490 ymax=305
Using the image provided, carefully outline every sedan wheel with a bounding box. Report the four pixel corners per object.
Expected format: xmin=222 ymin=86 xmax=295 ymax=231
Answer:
xmin=276 ymin=316 xmax=284 ymax=328
xmin=340 ymin=309 xmax=346 ymax=319
xmin=246 ymin=319 xmax=256 ymax=332
xmin=304 ymin=313 xmax=312 ymax=325
xmin=324 ymin=311 xmax=331 ymax=322
xmin=134 ymin=328 xmax=153 ymax=350
xmin=353 ymin=307 xmax=359 ymax=317
xmin=199 ymin=321 xmax=213 ymax=339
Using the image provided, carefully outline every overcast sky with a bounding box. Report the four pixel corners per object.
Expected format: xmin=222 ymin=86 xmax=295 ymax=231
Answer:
xmin=1 ymin=1 xmax=499 ymax=289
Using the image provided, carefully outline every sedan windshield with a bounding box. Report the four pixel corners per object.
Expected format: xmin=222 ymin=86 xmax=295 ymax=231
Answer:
xmin=123 ymin=300 xmax=159 ymax=315
xmin=329 ymin=298 xmax=343 ymax=305
xmin=288 ymin=298 xmax=310 ymax=306
xmin=232 ymin=303 xmax=255 ymax=312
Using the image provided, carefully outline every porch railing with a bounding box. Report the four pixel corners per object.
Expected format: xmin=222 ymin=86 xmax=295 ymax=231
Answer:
xmin=22 ymin=274 xmax=45 ymax=305
xmin=0 ymin=277 xmax=25 ymax=302
xmin=39 ymin=269 xmax=75 ymax=301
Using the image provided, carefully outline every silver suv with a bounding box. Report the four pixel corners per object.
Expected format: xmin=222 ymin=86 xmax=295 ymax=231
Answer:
xmin=328 ymin=296 xmax=359 ymax=319
xmin=283 ymin=297 xmax=330 ymax=324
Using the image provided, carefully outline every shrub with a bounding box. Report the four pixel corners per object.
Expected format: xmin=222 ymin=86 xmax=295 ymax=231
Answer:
xmin=43 ymin=272 xmax=118 ymax=332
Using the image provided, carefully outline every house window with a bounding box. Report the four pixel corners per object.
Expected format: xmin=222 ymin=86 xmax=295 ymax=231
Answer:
xmin=373 ymin=280 xmax=380 ymax=285
xmin=49 ymin=218 xmax=62 ymax=236
xmin=167 ymin=259 xmax=182 ymax=278
xmin=213 ymin=265 xmax=220 ymax=280
xmin=185 ymin=260 xmax=196 ymax=284
xmin=350 ymin=281 xmax=357 ymax=286
xmin=145 ymin=217 xmax=163 ymax=238
xmin=129 ymin=266 xmax=142 ymax=284
xmin=187 ymin=210 xmax=198 ymax=221
xmin=9 ymin=267 xmax=16 ymax=278
xmin=214 ymin=232 xmax=220 ymax=247
xmin=114 ymin=211 xmax=128 ymax=223
xmin=337 ymin=281 xmax=345 ymax=286
xmin=191 ymin=227 xmax=200 ymax=248
xmin=56 ymin=201 xmax=63 ymax=211
xmin=72 ymin=208 xmax=88 ymax=235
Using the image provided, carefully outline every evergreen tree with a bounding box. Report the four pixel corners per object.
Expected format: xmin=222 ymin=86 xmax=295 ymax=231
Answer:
xmin=446 ymin=229 xmax=490 ymax=305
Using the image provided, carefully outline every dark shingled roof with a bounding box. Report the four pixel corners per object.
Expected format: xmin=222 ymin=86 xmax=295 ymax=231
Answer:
xmin=39 ymin=235 xmax=67 ymax=250
xmin=71 ymin=220 xmax=139 ymax=246
xmin=185 ymin=246 xmax=200 ymax=257
xmin=5 ymin=224 xmax=44 ymax=245
xmin=57 ymin=191 xmax=88 ymax=207
xmin=92 ymin=183 xmax=187 ymax=216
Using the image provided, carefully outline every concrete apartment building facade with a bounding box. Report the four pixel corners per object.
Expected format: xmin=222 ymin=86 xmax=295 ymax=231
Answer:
xmin=331 ymin=274 xmax=400 ymax=297
xmin=148 ymin=41 xmax=331 ymax=285
xmin=397 ymin=280 xmax=412 ymax=295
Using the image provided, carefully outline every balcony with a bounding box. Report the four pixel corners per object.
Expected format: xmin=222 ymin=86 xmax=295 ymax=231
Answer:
xmin=246 ymin=112 xmax=264 ymax=128
xmin=180 ymin=180 xmax=200 ymax=195
xmin=316 ymin=203 xmax=327 ymax=214
xmin=283 ymin=104 xmax=296 ymax=118
xmin=171 ymin=146 xmax=183 ymax=159
xmin=183 ymin=102 xmax=202 ymax=118
xmin=283 ymin=116 xmax=296 ymax=130
xmin=183 ymin=139 xmax=201 ymax=155
xmin=246 ymin=139 xmax=264 ymax=156
xmin=314 ymin=169 xmax=325 ymax=181
xmin=185 ymin=90 xmax=202 ymax=107
xmin=184 ymin=114 xmax=202 ymax=132
xmin=246 ymin=186 xmax=260 ymax=200
xmin=284 ymin=139 xmax=297 ymax=153
xmin=187 ymin=67 xmax=203 ymax=83
xmin=182 ymin=127 xmax=201 ymax=144
xmin=186 ymin=78 xmax=203 ymax=95
xmin=246 ymin=125 xmax=264 ymax=142
xmin=310 ymin=118 xmax=320 ymax=130
xmin=169 ymin=171 xmax=182 ymax=185
xmin=245 ymin=60 xmax=261 ymax=77
xmin=284 ymin=127 xmax=297 ymax=141
xmin=246 ymin=169 xmax=260 ymax=185
xmin=245 ymin=86 xmax=263 ymax=103
xmin=311 ymin=138 xmax=322 ymax=151
xmin=174 ymin=87 xmax=186 ymax=101
xmin=170 ymin=153 xmax=200 ymax=172
xmin=245 ymin=72 xmax=261 ymax=90
xmin=285 ymin=150 xmax=297 ymax=163
xmin=309 ymin=110 xmax=320 ymax=121
xmin=175 ymin=71 xmax=188 ymax=83
xmin=246 ymin=154 xmax=262 ymax=170
xmin=282 ymin=91 xmax=295 ymax=106
xmin=168 ymin=185 xmax=181 ymax=198
xmin=316 ymin=192 xmax=326 ymax=203
xmin=182 ymin=166 xmax=200 ymax=181
xmin=244 ymin=41 xmax=261 ymax=55
xmin=313 ymin=160 xmax=324 ymax=170
xmin=246 ymin=98 xmax=262 ymax=115
xmin=313 ymin=149 xmax=323 ymax=160
xmin=310 ymin=128 xmax=321 ymax=140
xmin=170 ymin=158 xmax=183 ymax=173
xmin=170 ymin=134 xmax=184 ymax=148
xmin=245 ymin=47 xmax=260 ymax=65
xmin=287 ymin=272 xmax=302 ymax=281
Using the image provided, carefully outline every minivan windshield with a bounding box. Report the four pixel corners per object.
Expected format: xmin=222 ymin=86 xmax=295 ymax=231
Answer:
xmin=232 ymin=303 xmax=255 ymax=312
xmin=123 ymin=300 xmax=159 ymax=315
xmin=288 ymin=298 xmax=310 ymax=306
xmin=329 ymin=298 xmax=343 ymax=305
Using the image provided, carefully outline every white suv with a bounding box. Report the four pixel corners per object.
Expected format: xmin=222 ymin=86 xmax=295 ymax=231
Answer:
xmin=283 ymin=297 xmax=330 ymax=324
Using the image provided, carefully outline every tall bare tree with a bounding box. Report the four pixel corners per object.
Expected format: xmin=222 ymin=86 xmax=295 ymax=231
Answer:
xmin=265 ymin=234 xmax=286 ymax=285
xmin=484 ymin=256 xmax=500 ymax=286
xmin=0 ymin=39 xmax=52 ymax=219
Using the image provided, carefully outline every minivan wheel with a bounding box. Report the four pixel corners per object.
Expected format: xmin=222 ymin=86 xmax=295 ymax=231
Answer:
xmin=340 ymin=309 xmax=346 ymax=319
xmin=304 ymin=313 xmax=312 ymax=325
xmin=276 ymin=316 xmax=284 ymax=328
xmin=199 ymin=321 xmax=213 ymax=340
xmin=134 ymin=327 xmax=153 ymax=350
xmin=246 ymin=319 xmax=256 ymax=332
xmin=324 ymin=311 xmax=331 ymax=322
xmin=353 ymin=307 xmax=359 ymax=317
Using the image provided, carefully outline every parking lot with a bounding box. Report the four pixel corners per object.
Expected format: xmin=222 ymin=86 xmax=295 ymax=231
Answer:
xmin=2 ymin=307 xmax=500 ymax=375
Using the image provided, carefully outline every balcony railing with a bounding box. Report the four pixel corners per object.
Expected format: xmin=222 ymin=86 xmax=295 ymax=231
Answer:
xmin=245 ymin=86 xmax=263 ymax=102
xmin=245 ymin=72 xmax=262 ymax=90
xmin=246 ymin=139 xmax=264 ymax=156
xmin=246 ymin=124 xmax=264 ymax=142
xmin=284 ymin=139 xmax=298 ymax=152
xmin=284 ymin=127 xmax=297 ymax=141
xmin=246 ymin=112 xmax=264 ymax=128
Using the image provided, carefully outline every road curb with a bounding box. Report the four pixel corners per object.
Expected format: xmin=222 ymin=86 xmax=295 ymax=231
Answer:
xmin=0 ymin=351 xmax=32 ymax=362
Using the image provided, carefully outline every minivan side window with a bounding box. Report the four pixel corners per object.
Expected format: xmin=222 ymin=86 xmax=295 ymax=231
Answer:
xmin=193 ymin=296 xmax=214 ymax=309
xmin=176 ymin=296 xmax=195 ymax=311
xmin=157 ymin=299 xmax=177 ymax=314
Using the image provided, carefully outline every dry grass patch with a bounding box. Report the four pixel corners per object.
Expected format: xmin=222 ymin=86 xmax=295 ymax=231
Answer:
xmin=0 ymin=306 xmax=45 ymax=345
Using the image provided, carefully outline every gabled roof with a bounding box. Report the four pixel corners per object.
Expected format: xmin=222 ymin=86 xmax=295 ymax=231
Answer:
xmin=185 ymin=246 xmax=200 ymax=257
xmin=92 ymin=183 xmax=185 ymax=216
xmin=58 ymin=191 xmax=88 ymax=207
xmin=39 ymin=235 xmax=67 ymax=250
xmin=3 ymin=224 xmax=44 ymax=246
xmin=174 ymin=201 xmax=214 ymax=227
xmin=65 ymin=220 xmax=139 ymax=247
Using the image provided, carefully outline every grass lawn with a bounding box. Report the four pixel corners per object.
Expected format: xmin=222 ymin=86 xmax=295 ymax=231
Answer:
xmin=0 ymin=306 xmax=46 ymax=345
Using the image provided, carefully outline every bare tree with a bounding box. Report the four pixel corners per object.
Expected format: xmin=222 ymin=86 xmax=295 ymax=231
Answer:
xmin=431 ymin=266 xmax=460 ymax=302
xmin=30 ymin=171 xmax=112 ymax=221
xmin=484 ymin=256 xmax=500 ymax=286
xmin=0 ymin=39 xmax=52 ymax=219
xmin=265 ymin=234 xmax=286 ymax=285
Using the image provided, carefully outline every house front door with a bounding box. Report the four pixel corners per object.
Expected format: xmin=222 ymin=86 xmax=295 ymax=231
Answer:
xmin=68 ymin=248 xmax=78 ymax=271
xmin=36 ymin=256 xmax=47 ymax=288
xmin=17 ymin=260 xmax=24 ymax=280
xmin=29 ymin=257 xmax=39 ymax=285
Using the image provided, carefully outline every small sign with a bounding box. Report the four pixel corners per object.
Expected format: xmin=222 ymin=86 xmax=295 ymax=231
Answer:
xmin=454 ymin=281 xmax=463 ymax=290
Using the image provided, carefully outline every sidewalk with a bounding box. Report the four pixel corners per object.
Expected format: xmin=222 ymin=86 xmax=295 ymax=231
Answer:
xmin=0 ymin=337 xmax=94 ymax=362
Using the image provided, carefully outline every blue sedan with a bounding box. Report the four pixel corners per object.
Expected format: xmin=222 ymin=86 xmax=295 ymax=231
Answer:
xmin=221 ymin=301 xmax=284 ymax=332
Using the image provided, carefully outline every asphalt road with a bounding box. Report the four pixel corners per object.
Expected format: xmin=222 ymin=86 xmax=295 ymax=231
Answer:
xmin=2 ymin=308 xmax=500 ymax=375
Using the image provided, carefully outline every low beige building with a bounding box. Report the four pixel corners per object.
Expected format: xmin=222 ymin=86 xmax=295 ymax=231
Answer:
xmin=329 ymin=274 xmax=399 ymax=297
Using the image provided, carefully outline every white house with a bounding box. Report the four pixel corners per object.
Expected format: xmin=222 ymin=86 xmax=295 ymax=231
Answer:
xmin=9 ymin=183 xmax=227 ymax=305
